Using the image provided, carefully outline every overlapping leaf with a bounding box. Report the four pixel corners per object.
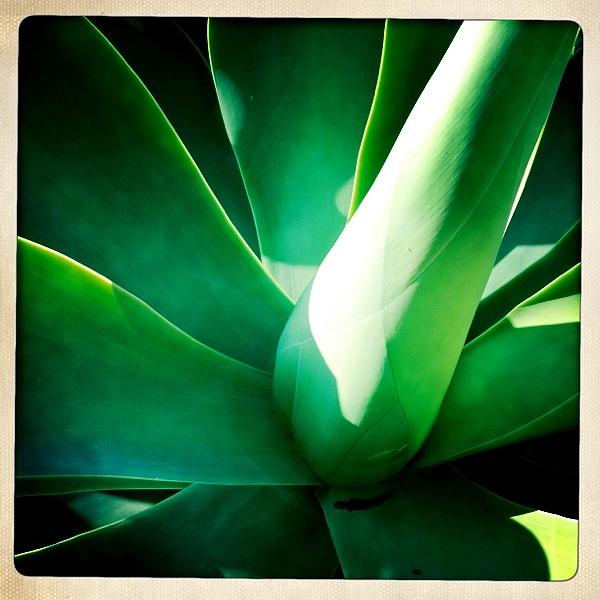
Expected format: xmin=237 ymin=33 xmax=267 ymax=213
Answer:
xmin=468 ymin=221 xmax=580 ymax=341
xmin=349 ymin=19 xmax=459 ymax=213
xmin=467 ymin=49 xmax=582 ymax=339
xmin=16 ymin=475 xmax=189 ymax=496
xmin=209 ymin=18 xmax=383 ymax=299
xmin=319 ymin=466 xmax=577 ymax=580
xmin=90 ymin=16 xmax=259 ymax=254
xmin=274 ymin=21 xmax=578 ymax=485
xmin=491 ymin=51 xmax=582 ymax=278
xmin=413 ymin=265 xmax=580 ymax=468
xmin=15 ymin=490 xmax=174 ymax=554
xmin=16 ymin=484 xmax=337 ymax=578
xmin=15 ymin=16 xmax=582 ymax=581
xmin=18 ymin=16 xmax=289 ymax=369
xmin=16 ymin=238 xmax=317 ymax=487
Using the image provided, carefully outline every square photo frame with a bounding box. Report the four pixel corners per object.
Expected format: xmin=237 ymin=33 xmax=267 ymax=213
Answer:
xmin=1 ymin=1 xmax=598 ymax=598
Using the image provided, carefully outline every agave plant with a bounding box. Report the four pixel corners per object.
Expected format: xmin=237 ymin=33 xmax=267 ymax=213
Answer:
xmin=14 ymin=16 xmax=581 ymax=580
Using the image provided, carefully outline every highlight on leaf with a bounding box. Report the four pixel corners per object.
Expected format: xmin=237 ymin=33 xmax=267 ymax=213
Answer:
xmin=15 ymin=15 xmax=581 ymax=580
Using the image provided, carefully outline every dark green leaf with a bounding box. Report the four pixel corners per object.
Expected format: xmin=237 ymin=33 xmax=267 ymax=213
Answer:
xmin=16 ymin=475 xmax=189 ymax=496
xmin=90 ymin=16 xmax=259 ymax=254
xmin=16 ymin=238 xmax=318 ymax=485
xmin=319 ymin=466 xmax=577 ymax=580
xmin=18 ymin=16 xmax=289 ymax=369
xmin=453 ymin=428 xmax=579 ymax=519
xmin=172 ymin=17 xmax=210 ymax=62
xmin=15 ymin=490 xmax=174 ymax=553
xmin=494 ymin=51 xmax=582 ymax=268
xmin=16 ymin=484 xmax=337 ymax=578
xmin=209 ymin=18 xmax=383 ymax=299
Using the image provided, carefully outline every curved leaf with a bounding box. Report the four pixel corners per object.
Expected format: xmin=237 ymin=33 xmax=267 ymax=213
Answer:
xmin=90 ymin=16 xmax=259 ymax=254
xmin=494 ymin=51 xmax=582 ymax=269
xmin=413 ymin=265 xmax=580 ymax=468
xmin=468 ymin=220 xmax=580 ymax=341
xmin=274 ymin=21 xmax=578 ymax=485
xmin=18 ymin=16 xmax=289 ymax=369
xmin=319 ymin=466 xmax=577 ymax=580
xmin=349 ymin=19 xmax=459 ymax=214
xmin=209 ymin=18 xmax=383 ymax=299
xmin=16 ymin=238 xmax=317 ymax=485
xmin=16 ymin=484 xmax=337 ymax=578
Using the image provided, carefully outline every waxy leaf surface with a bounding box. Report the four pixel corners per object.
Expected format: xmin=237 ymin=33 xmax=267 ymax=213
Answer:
xmin=16 ymin=239 xmax=317 ymax=486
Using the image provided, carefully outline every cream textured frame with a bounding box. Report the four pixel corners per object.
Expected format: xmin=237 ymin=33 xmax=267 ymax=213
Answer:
xmin=1 ymin=2 xmax=598 ymax=599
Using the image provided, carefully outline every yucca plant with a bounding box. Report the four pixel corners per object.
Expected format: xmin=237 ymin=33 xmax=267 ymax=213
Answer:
xmin=14 ymin=15 xmax=581 ymax=580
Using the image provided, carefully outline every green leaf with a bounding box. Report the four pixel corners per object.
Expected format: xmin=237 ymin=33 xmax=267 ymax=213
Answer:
xmin=493 ymin=51 xmax=582 ymax=273
xmin=15 ymin=475 xmax=189 ymax=496
xmin=15 ymin=490 xmax=173 ymax=553
xmin=468 ymin=220 xmax=580 ymax=341
xmin=16 ymin=238 xmax=318 ymax=485
xmin=274 ymin=21 xmax=578 ymax=486
xmin=319 ymin=466 xmax=578 ymax=580
xmin=208 ymin=18 xmax=383 ymax=300
xmin=90 ymin=16 xmax=260 ymax=255
xmin=18 ymin=16 xmax=289 ymax=370
xmin=412 ymin=265 xmax=580 ymax=468
xmin=15 ymin=484 xmax=337 ymax=578
xmin=349 ymin=19 xmax=460 ymax=214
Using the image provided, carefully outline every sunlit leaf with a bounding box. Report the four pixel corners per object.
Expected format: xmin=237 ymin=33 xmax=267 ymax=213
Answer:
xmin=16 ymin=484 xmax=337 ymax=578
xmin=18 ymin=16 xmax=289 ymax=369
xmin=274 ymin=21 xmax=578 ymax=485
xmin=209 ymin=18 xmax=383 ymax=299
xmin=16 ymin=238 xmax=318 ymax=485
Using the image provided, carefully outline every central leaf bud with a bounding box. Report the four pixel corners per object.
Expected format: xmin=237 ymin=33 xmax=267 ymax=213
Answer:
xmin=274 ymin=282 xmax=411 ymax=486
